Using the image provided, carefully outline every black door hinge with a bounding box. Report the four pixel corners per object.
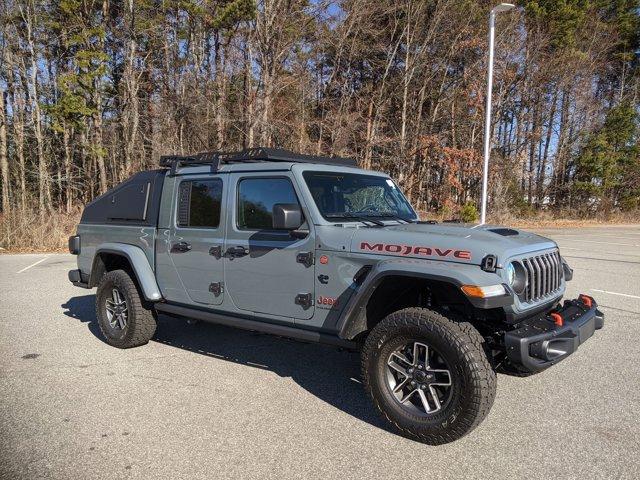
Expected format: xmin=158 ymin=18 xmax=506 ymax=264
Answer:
xmin=209 ymin=282 xmax=224 ymax=296
xmin=295 ymin=292 xmax=313 ymax=309
xmin=296 ymin=251 xmax=314 ymax=268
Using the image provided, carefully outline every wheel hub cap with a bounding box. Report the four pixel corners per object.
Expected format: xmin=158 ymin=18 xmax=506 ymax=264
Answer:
xmin=105 ymin=288 xmax=128 ymax=330
xmin=386 ymin=341 xmax=452 ymax=415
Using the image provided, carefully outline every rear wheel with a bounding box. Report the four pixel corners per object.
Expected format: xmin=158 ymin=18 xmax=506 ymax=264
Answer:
xmin=361 ymin=307 xmax=496 ymax=444
xmin=96 ymin=269 xmax=157 ymax=348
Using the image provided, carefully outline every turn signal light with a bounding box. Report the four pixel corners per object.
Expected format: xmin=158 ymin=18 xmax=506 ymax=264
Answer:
xmin=462 ymin=285 xmax=484 ymax=297
xmin=461 ymin=284 xmax=506 ymax=298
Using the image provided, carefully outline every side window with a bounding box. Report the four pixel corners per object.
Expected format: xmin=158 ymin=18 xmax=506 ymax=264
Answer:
xmin=237 ymin=177 xmax=299 ymax=230
xmin=177 ymin=179 xmax=223 ymax=228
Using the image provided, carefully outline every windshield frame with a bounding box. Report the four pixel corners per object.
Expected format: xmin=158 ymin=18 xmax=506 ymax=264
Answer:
xmin=301 ymin=170 xmax=418 ymax=223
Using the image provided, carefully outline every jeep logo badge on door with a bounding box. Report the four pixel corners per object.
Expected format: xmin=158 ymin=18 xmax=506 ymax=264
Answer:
xmin=317 ymin=295 xmax=339 ymax=308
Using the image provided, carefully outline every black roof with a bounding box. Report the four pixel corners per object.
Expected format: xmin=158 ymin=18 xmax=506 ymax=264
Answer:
xmin=159 ymin=147 xmax=357 ymax=175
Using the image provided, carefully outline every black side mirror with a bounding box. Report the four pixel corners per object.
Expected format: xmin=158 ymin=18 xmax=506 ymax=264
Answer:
xmin=272 ymin=203 xmax=303 ymax=230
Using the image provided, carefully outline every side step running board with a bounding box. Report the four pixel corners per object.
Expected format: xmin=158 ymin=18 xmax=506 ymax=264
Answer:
xmin=155 ymin=303 xmax=357 ymax=350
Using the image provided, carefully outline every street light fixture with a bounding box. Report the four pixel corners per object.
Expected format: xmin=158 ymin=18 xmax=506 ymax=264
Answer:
xmin=480 ymin=3 xmax=515 ymax=224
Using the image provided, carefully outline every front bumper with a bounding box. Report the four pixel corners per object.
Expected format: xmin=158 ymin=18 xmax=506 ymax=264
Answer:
xmin=504 ymin=295 xmax=604 ymax=373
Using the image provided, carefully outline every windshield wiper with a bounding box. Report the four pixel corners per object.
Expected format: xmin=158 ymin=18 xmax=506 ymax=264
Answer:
xmin=325 ymin=213 xmax=385 ymax=227
xmin=373 ymin=212 xmax=415 ymax=224
xmin=351 ymin=210 xmax=415 ymax=225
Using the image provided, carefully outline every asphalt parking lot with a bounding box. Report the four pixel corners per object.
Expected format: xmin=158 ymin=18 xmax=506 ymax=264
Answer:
xmin=1 ymin=225 xmax=639 ymax=479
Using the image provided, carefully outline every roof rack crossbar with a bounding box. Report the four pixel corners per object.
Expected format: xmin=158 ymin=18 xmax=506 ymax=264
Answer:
xmin=160 ymin=152 xmax=221 ymax=176
xmin=159 ymin=147 xmax=356 ymax=175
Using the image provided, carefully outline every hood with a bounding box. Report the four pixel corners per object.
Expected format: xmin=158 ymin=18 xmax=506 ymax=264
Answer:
xmin=349 ymin=222 xmax=557 ymax=265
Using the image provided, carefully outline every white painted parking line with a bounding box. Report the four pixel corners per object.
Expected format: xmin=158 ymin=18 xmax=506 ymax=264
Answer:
xmin=591 ymin=289 xmax=640 ymax=300
xmin=560 ymin=246 xmax=640 ymax=258
xmin=16 ymin=256 xmax=49 ymax=274
xmin=556 ymin=239 xmax=639 ymax=247
xmin=551 ymin=232 xmax=640 ymax=237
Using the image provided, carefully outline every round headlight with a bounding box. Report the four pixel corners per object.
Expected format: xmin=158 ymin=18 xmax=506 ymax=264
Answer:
xmin=506 ymin=262 xmax=516 ymax=286
xmin=507 ymin=261 xmax=527 ymax=295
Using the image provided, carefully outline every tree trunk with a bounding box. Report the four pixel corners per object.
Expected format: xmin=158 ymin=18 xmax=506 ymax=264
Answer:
xmin=245 ymin=40 xmax=255 ymax=148
xmin=363 ymin=98 xmax=375 ymax=170
xmin=260 ymin=68 xmax=273 ymax=147
xmin=63 ymin=125 xmax=72 ymax=213
xmin=122 ymin=0 xmax=139 ymax=177
xmin=23 ymin=3 xmax=50 ymax=213
xmin=92 ymin=0 xmax=108 ymax=194
xmin=214 ymin=32 xmax=226 ymax=150
xmin=12 ymin=87 xmax=26 ymax=211
xmin=537 ymin=92 xmax=557 ymax=206
xmin=0 ymin=89 xmax=9 ymax=214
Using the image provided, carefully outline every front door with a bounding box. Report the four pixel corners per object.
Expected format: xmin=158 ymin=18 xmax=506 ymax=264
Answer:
xmin=224 ymin=174 xmax=315 ymax=320
xmin=167 ymin=176 xmax=226 ymax=305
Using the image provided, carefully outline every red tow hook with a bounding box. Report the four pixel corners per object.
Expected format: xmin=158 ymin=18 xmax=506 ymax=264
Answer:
xmin=550 ymin=312 xmax=564 ymax=327
xmin=578 ymin=294 xmax=594 ymax=308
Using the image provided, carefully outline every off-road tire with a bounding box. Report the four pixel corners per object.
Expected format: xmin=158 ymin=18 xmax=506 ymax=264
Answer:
xmin=361 ymin=307 xmax=496 ymax=444
xmin=96 ymin=269 xmax=157 ymax=348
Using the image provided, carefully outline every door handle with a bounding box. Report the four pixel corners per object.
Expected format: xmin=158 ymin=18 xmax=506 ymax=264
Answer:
xmin=226 ymin=246 xmax=249 ymax=257
xmin=172 ymin=241 xmax=192 ymax=253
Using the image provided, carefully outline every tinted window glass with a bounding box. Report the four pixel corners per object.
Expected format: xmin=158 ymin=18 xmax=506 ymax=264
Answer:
xmin=178 ymin=179 xmax=223 ymax=228
xmin=237 ymin=178 xmax=299 ymax=230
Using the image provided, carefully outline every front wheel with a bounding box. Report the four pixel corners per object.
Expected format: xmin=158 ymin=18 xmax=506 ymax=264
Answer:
xmin=361 ymin=308 xmax=496 ymax=444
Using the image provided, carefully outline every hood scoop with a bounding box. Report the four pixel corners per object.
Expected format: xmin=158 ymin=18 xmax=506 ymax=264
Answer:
xmin=488 ymin=228 xmax=519 ymax=236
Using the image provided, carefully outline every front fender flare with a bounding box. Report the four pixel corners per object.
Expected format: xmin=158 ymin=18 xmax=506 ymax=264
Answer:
xmin=336 ymin=258 xmax=513 ymax=340
xmin=90 ymin=243 xmax=162 ymax=302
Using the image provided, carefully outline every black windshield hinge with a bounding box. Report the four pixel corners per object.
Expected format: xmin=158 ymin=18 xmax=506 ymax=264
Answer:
xmin=295 ymin=293 xmax=313 ymax=309
xmin=481 ymin=254 xmax=498 ymax=273
xmin=209 ymin=282 xmax=224 ymax=296
xmin=296 ymin=251 xmax=314 ymax=268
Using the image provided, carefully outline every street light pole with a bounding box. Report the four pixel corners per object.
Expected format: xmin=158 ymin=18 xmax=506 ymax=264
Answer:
xmin=480 ymin=3 xmax=515 ymax=224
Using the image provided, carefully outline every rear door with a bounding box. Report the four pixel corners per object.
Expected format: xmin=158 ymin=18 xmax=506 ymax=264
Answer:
xmin=166 ymin=175 xmax=226 ymax=305
xmin=224 ymin=174 xmax=315 ymax=320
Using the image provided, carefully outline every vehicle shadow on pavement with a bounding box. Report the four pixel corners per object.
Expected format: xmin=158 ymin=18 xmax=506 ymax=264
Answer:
xmin=61 ymin=294 xmax=393 ymax=435
xmin=62 ymin=295 xmax=105 ymax=341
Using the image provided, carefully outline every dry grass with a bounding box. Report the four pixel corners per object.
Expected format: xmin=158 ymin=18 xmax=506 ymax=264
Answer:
xmin=0 ymin=209 xmax=82 ymax=253
xmin=0 ymin=208 xmax=638 ymax=254
xmin=507 ymin=218 xmax=639 ymax=229
xmin=488 ymin=210 xmax=640 ymax=229
xmin=418 ymin=209 xmax=640 ymax=229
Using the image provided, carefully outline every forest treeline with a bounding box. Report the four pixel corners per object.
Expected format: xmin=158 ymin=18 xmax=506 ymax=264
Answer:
xmin=0 ymin=0 xmax=639 ymax=223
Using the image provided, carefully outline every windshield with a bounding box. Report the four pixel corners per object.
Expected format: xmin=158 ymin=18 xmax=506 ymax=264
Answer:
xmin=302 ymin=171 xmax=417 ymax=222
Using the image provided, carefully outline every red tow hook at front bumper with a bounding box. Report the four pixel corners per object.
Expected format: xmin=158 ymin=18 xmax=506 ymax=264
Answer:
xmin=550 ymin=294 xmax=595 ymax=326
xmin=578 ymin=294 xmax=594 ymax=308
xmin=504 ymin=294 xmax=604 ymax=373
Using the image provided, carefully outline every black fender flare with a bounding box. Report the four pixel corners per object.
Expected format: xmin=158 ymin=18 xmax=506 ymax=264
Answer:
xmin=90 ymin=243 xmax=162 ymax=302
xmin=335 ymin=258 xmax=513 ymax=340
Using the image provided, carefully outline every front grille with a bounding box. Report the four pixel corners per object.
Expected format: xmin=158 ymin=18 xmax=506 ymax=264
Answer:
xmin=520 ymin=250 xmax=563 ymax=303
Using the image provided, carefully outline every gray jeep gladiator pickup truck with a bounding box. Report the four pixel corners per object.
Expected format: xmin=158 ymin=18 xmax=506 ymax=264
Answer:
xmin=68 ymin=147 xmax=604 ymax=444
